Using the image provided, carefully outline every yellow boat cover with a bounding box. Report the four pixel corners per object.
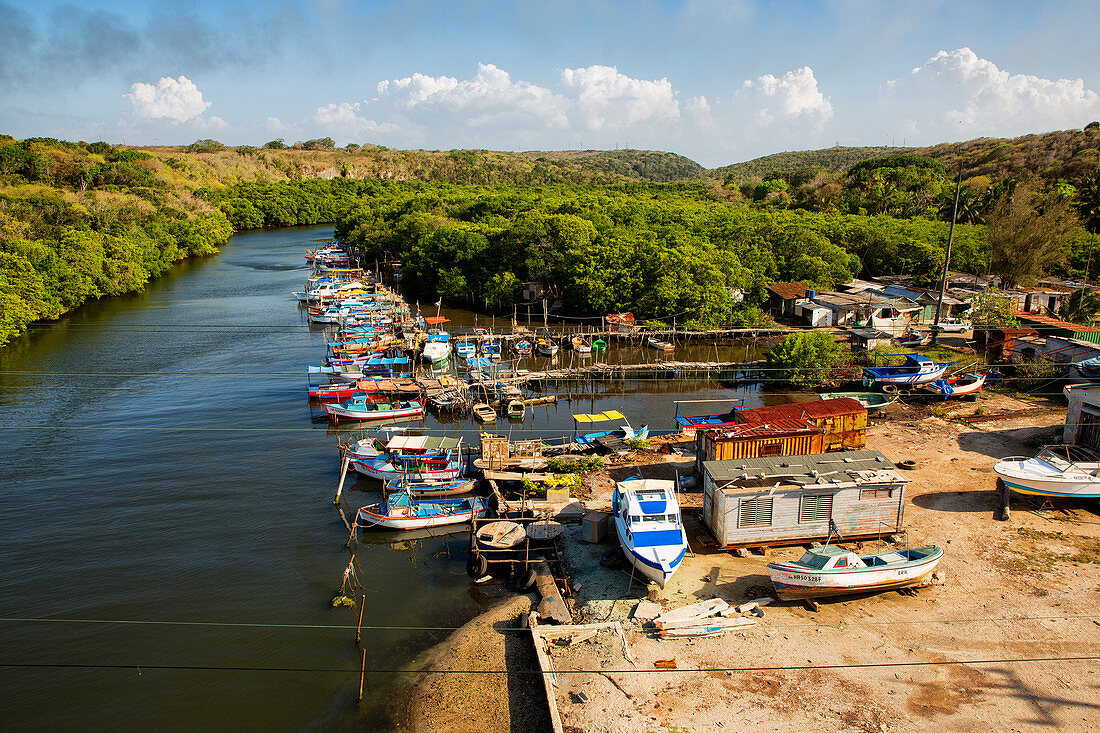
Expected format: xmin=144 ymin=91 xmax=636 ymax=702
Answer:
xmin=572 ymin=410 xmax=625 ymax=423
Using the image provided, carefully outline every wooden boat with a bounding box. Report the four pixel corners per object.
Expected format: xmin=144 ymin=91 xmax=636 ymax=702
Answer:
xmin=307 ymin=380 xmax=377 ymax=401
xmin=472 ymin=403 xmax=497 ymax=423
xmin=421 ymin=332 xmax=450 ymax=364
xmin=356 ymin=492 xmax=486 ymax=530
xmin=612 ymin=479 xmax=687 ymax=588
xmin=673 ymin=399 xmax=746 ymax=434
xmin=592 ymin=339 xmax=607 ymax=352
xmin=506 ymin=399 xmax=525 ymax=419
xmin=573 ymin=410 xmax=649 ymax=446
xmin=766 ymin=544 xmax=943 ymax=600
xmin=345 ymin=434 xmax=465 ymax=481
xmin=513 ymin=339 xmax=533 ymax=356
xmin=921 ymin=372 xmax=986 ymax=399
xmin=993 ymin=446 xmax=1100 ymax=499
xmin=480 ymin=339 xmax=502 ymax=360
xmin=646 ymin=336 xmax=674 ymax=352
xmin=571 ymin=336 xmax=592 ymax=354
xmin=383 ymin=476 xmax=476 ymax=499
xmin=863 ymin=353 xmax=953 ymax=387
xmin=818 ymin=391 xmax=896 ymax=412
xmin=323 ymin=396 xmax=424 ymax=421
xmin=536 ymin=338 xmax=559 ymax=357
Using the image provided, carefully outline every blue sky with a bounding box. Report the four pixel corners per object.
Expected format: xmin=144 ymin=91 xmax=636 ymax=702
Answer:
xmin=2 ymin=0 xmax=1099 ymax=166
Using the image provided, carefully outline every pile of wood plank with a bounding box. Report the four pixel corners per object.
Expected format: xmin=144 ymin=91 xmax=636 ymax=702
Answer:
xmin=647 ymin=597 xmax=770 ymax=638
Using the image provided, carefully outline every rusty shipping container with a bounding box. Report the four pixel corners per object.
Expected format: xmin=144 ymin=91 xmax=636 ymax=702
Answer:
xmin=736 ymin=398 xmax=867 ymax=451
xmin=694 ymin=420 xmax=823 ymax=474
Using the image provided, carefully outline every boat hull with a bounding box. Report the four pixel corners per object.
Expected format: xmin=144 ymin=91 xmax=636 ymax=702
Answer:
xmin=356 ymin=503 xmax=485 ymax=530
xmin=350 ymin=459 xmax=464 ymax=481
xmin=766 ymin=549 xmax=942 ymax=600
xmin=993 ymin=460 xmax=1100 ymax=498
xmin=324 ymin=404 xmax=425 ymax=421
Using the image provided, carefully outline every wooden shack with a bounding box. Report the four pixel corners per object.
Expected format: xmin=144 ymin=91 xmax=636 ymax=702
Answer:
xmin=701 ymin=450 xmax=906 ymax=549
xmin=736 ymin=398 xmax=867 ymax=452
xmin=479 ymin=434 xmax=543 ymax=470
xmin=694 ymin=420 xmax=822 ymax=473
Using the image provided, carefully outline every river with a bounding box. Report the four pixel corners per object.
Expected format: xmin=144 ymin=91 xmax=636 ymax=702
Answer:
xmin=0 ymin=224 xmax=798 ymax=730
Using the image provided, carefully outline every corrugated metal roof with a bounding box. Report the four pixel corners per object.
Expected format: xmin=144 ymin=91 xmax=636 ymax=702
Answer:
xmin=704 ymin=449 xmax=898 ymax=483
xmin=737 ymin=398 xmax=865 ymax=426
xmin=704 ymin=420 xmax=817 ymax=437
xmin=767 ymin=282 xmax=810 ymax=301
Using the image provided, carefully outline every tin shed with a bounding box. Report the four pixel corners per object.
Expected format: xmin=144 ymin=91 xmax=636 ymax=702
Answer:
xmin=694 ymin=421 xmax=823 ymax=473
xmin=701 ymin=450 xmax=905 ymax=549
xmin=736 ymin=398 xmax=867 ymax=452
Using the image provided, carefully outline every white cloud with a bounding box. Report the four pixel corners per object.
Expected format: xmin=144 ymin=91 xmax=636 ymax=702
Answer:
xmin=313 ymin=102 xmax=398 ymax=134
xmin=198 ymin=115 xmax=228 ymax=130
xmin=560 ymin=65 xmax=680 ymax=130
xmin=882 ymin=47 xmax=1100 ymax=140
xmin=378 ymin=63 xmax=569 ymax=129
xmin=125 ymin=75 xmax=210 ymax=123
xmin=741 ymin=67 xmax=833 ymax=126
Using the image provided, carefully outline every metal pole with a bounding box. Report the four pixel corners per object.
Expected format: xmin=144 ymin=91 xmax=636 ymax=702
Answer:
xmin=931 ymin=164 xmax=963 ymax=345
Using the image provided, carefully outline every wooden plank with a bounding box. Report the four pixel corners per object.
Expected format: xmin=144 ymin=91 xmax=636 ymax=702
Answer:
xmin=529 ymin=624 xmax=565 ymax=733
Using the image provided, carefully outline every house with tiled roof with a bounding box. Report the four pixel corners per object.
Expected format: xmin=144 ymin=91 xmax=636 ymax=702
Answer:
xmin=765 ymin=282 xmax=810 ymax=318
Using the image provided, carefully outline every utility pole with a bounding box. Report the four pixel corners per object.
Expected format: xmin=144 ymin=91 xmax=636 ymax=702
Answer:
xmin=931 ymin=164 xmax=963 ymax=345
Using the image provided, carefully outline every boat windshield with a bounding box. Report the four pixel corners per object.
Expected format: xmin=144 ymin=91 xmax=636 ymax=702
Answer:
xmin=795 ymin=552 xmax=830 ymax=569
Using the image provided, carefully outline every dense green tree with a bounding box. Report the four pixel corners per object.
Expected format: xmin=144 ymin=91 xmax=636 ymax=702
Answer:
xmin=765 ymin=331 xmax=846 ymax=387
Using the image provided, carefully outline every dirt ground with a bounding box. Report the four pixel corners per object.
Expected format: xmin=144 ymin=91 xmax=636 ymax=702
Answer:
xmin=551 ymin=391 xmax=1100 ymax=732
xmin=408 ymin=390 xmax=1100 ymax=732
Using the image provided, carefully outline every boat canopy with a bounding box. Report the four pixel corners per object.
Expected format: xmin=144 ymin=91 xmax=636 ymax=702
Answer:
xmin=385 ymin=435 xmax=461 ymax=452
xmin=573 ymin=410 xmax=625 ymax=424
xmin=424 ymin=316 xmax=449 ymax=325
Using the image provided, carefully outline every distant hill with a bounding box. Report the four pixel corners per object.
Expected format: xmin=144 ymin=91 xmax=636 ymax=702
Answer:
xmin=711 ymin=146 xmax=909 ymax=182
xmin=710 ymin=127 xmax=1100 ymax=184
xmin=520 ymin=149 xmax=706 ymax=182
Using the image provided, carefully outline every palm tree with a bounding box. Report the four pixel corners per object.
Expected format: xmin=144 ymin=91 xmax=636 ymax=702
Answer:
xmin=1059 ymin=287 xmax=1100 ymax=324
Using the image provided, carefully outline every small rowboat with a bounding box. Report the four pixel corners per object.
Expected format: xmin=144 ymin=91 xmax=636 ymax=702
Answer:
xmin=472 ymin=403 xmax=497 ymax=423
xmin=818 ymin=392 xmax=896 ymax=412
xmin=513 ymin=339 xmax=533 ymax=356
xmin=383 ymin=476 xmax=476 ymax=499
xmin=356 ymin=493 xmax=486 ymax=530
xmin=646 ymin=336 xmax=673 ymax=352
xmin=506 ymin=399 xmax=525 ymax=419
xmin=922 ymin=372 xmax=986 ymax=399
xmin=571 ymin=336 xmax=592 ymax=354
xmin=766 ymin=544 xmax=943 ymax=600
xmin=863 ymin=353 xmax=953 ymax=387
xmin=536 ymin=338 xmax=559 ymax=357
xmin=308 ymin=382 xmax=367 ymax=401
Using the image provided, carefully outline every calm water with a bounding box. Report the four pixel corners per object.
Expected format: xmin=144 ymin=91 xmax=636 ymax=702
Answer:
xmin=0 ymin=225 xmax=796 ymax=730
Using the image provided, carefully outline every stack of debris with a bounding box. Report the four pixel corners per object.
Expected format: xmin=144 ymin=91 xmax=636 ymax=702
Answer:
xmin=633 ymin=597 xmax=772 ymax=638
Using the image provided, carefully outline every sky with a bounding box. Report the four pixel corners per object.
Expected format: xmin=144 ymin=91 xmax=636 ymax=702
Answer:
xmin=2 ymin=0 xmax=1099 ymax=167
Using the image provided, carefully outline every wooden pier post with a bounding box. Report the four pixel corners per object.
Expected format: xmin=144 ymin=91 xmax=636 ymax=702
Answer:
xmin=356 ymin=593 xmax=366 ymax=646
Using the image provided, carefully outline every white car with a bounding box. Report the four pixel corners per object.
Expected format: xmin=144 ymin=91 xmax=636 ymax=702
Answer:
xmin=931 ymin=318 xmax=970 ymax=333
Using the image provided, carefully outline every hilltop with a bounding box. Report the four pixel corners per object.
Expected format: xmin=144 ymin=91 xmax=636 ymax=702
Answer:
xmin=711 ymin=146 xmax=910 ymax=182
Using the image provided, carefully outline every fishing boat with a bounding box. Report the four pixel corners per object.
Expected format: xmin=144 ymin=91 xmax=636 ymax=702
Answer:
xmin=422 ymin=332 xmax=450 ymax=364
xmin=472 ymin=403 xmax=497 ymax=423
xmin=307 ymin=380 xmax=378 ymax=401
xmin=571 ymin=336 xmax=592 ymax=355
xmin=592 ymin=338 xmax=607 ymax=353
xmin=383 ymin=476 xmax=477 ymax=499
xmin=573 ymin=410 xmax=649 ymax=446
xmin=766 ymin=544 xmax=943 ymax=600
xmin=536 ymin=338 xmax=559 ymax=357
xmin=513 ymin=339 xmax=533 ymax=356
xmin=454 ymin=339 xmax=478 ymax=358
xmin=646 ymin=336 xmax=674 ymax=352
xmin=921 ymin=372 xmax=986 ymax=399
xmin=817 ymin=392 xmax=897 ymax=412
xmin=506 ymin=399 xmax=525 ymax=419
xmin=356 ymin=492 xmax=486 ymax=530
xmin=612 ymin=479 xmax=687 ymax=588
xmin=323 ymin=395 xmax=425 ymax=421
xmin=892 ymin=331 xmax=927 ymax=347
xmin=862 ymin=353 xmax=953 ymax=387
xmin=673 ymin=399 xmax=746 ymax=434
xmin=993 ymin=446 xmax=1100 ymax=499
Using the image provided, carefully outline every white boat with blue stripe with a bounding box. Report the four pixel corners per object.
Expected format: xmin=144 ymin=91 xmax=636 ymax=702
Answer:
xmin=863 ymin=353 xmax=953 ymax=387
xmin=612 ymin=479 xmax=687 ymax=588
xmin=993 ymin=446 xmax=1100 ymax=499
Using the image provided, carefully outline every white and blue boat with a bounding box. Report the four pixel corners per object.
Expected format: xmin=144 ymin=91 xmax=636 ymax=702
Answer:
xmin=863 ymin=353 xmax=953 ymax=387
xmin=993 ymin=446 xmax=1100 ymax=499
xmin=455 ymin=339 xmax=478 ymax=358
xmin=766 ymin=544 xmax=943 ymax=600
xmin=612 ymin=479 xmax=687 ymax=588
xmin=356 ymin=492 xmax=486 ymax=530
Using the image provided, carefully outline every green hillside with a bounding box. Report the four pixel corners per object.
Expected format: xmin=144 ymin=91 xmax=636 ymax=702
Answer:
xmin=520 ymin=149 xmax=706 ymax=182
xmin=711 ymin=146 xmax=909 ymax=182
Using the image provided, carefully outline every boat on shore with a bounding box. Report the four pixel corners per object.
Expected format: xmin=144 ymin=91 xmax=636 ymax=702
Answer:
xmin=612 ymin=479 xmax=687 ymax=587
xmin=993 ymin=445 xmax=1100 ymax=498
xmin=863 ymin=353 xmax=953 ymax=387
xmin=766 ymin=544 xmax=943 ymax=600
xmin=573 ymin=410 xmax=648 ymax=447
xmin=356 ymin=492 xmax=486 ymax=530
xmin=673 ymin=399 xmax=746 ymax=434
xmin=892 ymin=331 xmax=927 ymax=347
xmin=921 ymin=372 xmax=986 ymax=399
xmin=818 ymin=391 xmax=897 ymax=412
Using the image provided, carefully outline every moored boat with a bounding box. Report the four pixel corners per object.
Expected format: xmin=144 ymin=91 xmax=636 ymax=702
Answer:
xmin=766 ymin=544 xmax=943 ymax=600
xmin=383 ymin=476 xmax=476 ymax=499
xmin=356 ymin=492 xmax=486 ymax=530
xmin=506 ymin=399 xmax=525 ymax=419
xmin=513 ymin=339 xmax=533 ymax=356
xmin=646 ymin=336 xmax=673 ymax=352
xmin=571 ymin=336 xmax=592 ymax=354
xmin=323 ymin=395 xmax=425 ymax=421
xmin=993 ymin=445 xmax=1100 ymax=499
xmin=592 ymin=338 xmax=607 ymax=353
xmin=536 ymin=338 xmax=559 ymax=357
xmin=473 ymin=403 xmax=497 ymax=423
xmin=612 ymin=479 xmax=687 ymax=588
